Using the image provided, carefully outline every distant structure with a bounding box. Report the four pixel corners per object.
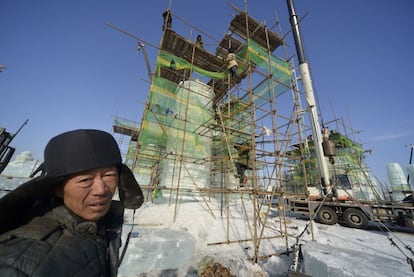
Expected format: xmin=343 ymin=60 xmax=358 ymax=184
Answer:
xmin=387 ymin=162 xmax=410 ymax=200
xmin=406 ymin=164 xmax=414 ymax=191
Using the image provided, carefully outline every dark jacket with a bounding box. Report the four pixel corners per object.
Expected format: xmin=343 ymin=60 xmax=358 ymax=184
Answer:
xmin=0 ymin=201 xmax=124 ymax=277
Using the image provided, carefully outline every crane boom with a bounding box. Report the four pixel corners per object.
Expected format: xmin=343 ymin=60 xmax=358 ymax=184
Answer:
xmin=107 ymin=23 xmax=153 ymax=80
xmin=287 ymin=0 xmax=332 ymax=194
xmin=0 ymin=119 xmax=29 ymax=174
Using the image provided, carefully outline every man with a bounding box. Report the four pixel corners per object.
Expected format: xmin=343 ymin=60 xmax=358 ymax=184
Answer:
xmin=162 ymin=9 xmax=172 ymax=30
xmin=195 ymin=34 xmax=204 ymax=48
xmin=233 ymin=142 xmax=251 ymax=187
xmin=226 ymin=49 xmax=238 ymax=82
xmin=0 ymin=129 xmax=144 ymax=276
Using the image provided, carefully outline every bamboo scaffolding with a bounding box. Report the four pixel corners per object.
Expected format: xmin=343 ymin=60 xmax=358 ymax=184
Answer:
xmin=111 ymin=1 xmax=314 ymax=265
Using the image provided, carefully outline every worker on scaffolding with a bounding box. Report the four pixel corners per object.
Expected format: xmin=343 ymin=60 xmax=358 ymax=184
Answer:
xmin=226 ymin=49 xmax=238 ymax=82
xmin=233 ymin=142 xmax=251 ymax=187
xmin=149 ymin=161 xmax=162 ymax=202
xmin=195 ymin=34 xmax=204 ymax=48
xmin=162 ymin=9 xmax=172 ymax=31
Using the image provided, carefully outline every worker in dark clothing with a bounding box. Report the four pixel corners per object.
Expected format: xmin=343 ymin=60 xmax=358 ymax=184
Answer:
xmin=195 ymin=34 xmax=204 ymax=48
xmin=162 ymin=9 xmax=172 ymax=30
xmin=0 ymin=129 xmax=144 ymax=277
xmin=234 ymin=142 xmax=251 ymax=186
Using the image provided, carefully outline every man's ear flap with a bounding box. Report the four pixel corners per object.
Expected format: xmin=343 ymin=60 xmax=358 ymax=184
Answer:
xmin=118 ymin=164 xmax=144 ymax=209
xmin=54 ymin=183 xmax=64 ymax=198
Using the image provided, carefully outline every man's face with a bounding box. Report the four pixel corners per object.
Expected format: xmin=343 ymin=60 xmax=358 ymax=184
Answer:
xmin=56 ymin=166 xmax=119 ymax=221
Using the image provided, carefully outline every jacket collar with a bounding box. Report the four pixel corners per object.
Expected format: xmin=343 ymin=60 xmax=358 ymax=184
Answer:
xmin=53 ymin=206 xmax=98 ymax=235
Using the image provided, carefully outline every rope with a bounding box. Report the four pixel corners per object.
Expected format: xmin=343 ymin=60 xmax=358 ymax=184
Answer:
xmin=377 ymin=220 xmax=414 ymax=256
xmin=118 ymin=209 xmax=136 ymax=267
xmin=349 ymin=195 xmax=414 ymax=271
xmin=378 ymin=221 xmax=414 ymax=254
xmin=289 ymin=189 xmax=333 ymax=273
xmin=388 ymin=236 xmax=414 ymax=272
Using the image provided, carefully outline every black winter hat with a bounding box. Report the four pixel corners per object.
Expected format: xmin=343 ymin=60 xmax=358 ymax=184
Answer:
xmin=0 ymin=129 xmax=144 ymax=234
xmin=42 ymin=129 xmax=123 ymax=177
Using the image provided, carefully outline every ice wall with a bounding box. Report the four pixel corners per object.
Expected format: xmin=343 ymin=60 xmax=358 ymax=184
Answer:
xmin=118 ymin=228 xmax=196 ymax=276
xmin=301 ymin=241 xmax=409 ymax=277
xmin=0 ymin=151 xmax=38 ymax=198
xmin=159 ymin=79 xmax=214 ymax=190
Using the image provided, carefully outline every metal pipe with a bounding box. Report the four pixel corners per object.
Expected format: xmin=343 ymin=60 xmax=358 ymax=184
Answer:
xmin=11 ymin=119 xmax=29 ymax=140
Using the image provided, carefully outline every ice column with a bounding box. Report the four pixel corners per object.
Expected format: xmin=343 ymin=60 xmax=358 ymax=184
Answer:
xmin=159 ymin=79 xmax=213 ymax=190
xmin=387 ymin=162 xmax=410 ymax=200
xmin=406 ymin=164 xmax=414 ymax=191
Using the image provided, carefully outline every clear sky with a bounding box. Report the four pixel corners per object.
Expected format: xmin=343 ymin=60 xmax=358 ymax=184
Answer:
xmin=1 ymin=0 xmax=413 ymax=184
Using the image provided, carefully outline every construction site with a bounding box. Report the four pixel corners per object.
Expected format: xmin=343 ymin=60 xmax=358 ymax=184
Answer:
xmin=109 ymin=2 xmax=390 ymax=265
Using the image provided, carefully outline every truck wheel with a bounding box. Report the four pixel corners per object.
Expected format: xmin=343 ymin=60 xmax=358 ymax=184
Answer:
xmin=343 ymin=208 xmax=368 ymax=229
xmin=316 ymin=206 xmax=338 ymax=225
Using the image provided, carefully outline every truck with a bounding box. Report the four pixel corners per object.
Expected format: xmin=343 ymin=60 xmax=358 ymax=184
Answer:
xmin=284 ymin=0 xmax=414 ymax=230
xmin=288 ymin=196 xmax=414 ymax=229
xmin=281 ymin=128 xmax=414 ymax=229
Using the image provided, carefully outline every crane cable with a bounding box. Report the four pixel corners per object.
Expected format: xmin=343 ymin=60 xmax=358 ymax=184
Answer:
xmin=371 ymin=218 xmax=414 ymax=271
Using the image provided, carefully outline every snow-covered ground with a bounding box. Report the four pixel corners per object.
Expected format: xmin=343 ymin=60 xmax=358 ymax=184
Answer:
xmin=118 ymin=194 xmax=414 ymax=277
xmin=2 ymin=152 xmax=414 ymax=276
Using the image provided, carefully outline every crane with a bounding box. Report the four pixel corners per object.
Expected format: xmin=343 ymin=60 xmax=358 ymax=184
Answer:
xmin=106 ymin=23 xmax=153 ymax=81
xmin=0 ymin=119 xmax=29 ymax=174
xmin=136 ymin=41 xmax=152 ymax=81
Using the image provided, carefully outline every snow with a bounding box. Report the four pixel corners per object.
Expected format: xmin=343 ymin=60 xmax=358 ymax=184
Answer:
xmin=2 ymin=151 xmax=38 ymax=176
xmin=2 ymin=154 xmax=414 ymax=276
xmin=118 ymin=194 xmax=414 ymax=277
xmin=0 ymin=151 xmax=37 ymax=198
xmin=301 ymin=241 xmax=408 ymax=277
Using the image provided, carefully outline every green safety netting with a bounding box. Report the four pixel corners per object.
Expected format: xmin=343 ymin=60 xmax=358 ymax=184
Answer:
xmin=242 ymin=39 xmax=291 ymax=105
xmin=127 ymin=37 xmax=292 ymax=177
xmin=114 ymin=117 xmax=140 ymax=131
xmin=285 ymin=132 xmax=368 ymax=193
xmin=140 ymin=77 xmax=213 ymax=155
xmin=157 ymin=40 xmax=291 ymax=78
xmin=157 ymin=50 xmax=226 ymax=79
